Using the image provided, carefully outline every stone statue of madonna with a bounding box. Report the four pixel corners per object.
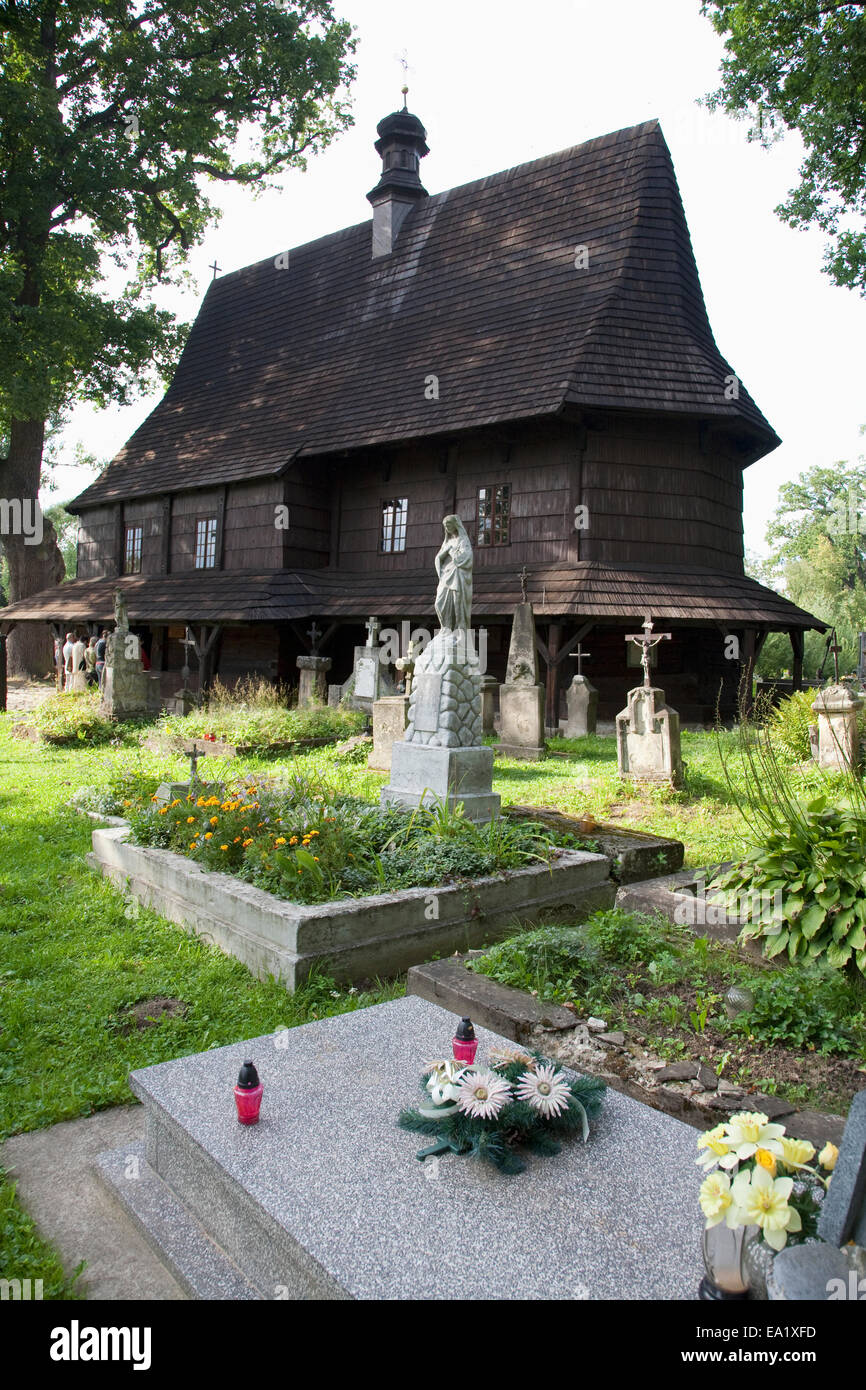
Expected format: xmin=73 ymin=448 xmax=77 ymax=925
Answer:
xmin=434 ymin=515 xmax=473 ymax=632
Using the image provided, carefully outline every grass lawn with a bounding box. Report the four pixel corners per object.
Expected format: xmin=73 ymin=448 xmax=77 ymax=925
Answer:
xmin=0 ymin=710 xmax=843 ymax=1294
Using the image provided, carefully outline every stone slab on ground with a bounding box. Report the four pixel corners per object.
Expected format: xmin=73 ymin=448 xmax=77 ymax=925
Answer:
xmin=110 ymin=995 xmax=704 ymax=1300
xmin=0 ymin=1106 xmax=185 ymax=1300
xmin=407 ymin=956 xmax=579 ymax=1043
xmin=506 ymin=806 xmax=683 ymax=883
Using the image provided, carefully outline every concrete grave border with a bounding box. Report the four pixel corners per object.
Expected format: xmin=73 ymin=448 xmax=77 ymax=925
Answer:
xmin=88 ymin=824 xmax=614 ymax=988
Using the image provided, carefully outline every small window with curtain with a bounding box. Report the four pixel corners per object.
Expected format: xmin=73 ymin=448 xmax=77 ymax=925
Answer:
xmin=381 ymin=498 xmax=408 ymax=553
xmin=124 ymin=525 xmax=142 ymax=574
xmin=476 ymin=485 xmax=510 ymax=546
xmin=195 ymin=517 xmax=218 ymax=569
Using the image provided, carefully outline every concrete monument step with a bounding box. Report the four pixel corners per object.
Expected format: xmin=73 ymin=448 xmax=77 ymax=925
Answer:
xmin=102 ymin=996 xmax=704 ymax=1299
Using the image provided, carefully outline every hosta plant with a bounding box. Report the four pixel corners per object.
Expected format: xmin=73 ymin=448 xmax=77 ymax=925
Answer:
xmin=708 ymin=797 xmax=866 ymax=977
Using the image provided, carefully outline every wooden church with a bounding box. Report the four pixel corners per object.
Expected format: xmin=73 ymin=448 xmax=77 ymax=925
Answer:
xmin=3 ymin=106 xmax=823 ymax=721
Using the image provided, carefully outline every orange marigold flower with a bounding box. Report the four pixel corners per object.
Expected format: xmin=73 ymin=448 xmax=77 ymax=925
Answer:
xmin=158 ymin=806 xmax=169 ymax=815
xmin=243 ymin=839 xmax=253 ymax=848
xmin=204 ymin=832 xmax=213 ymax=840
xmin=187 ymin=816 xmax=196 ymax=824
xmin=220 ymin=845 xmax=229 ymax=851
xmin=210 ymin=816 xmax=218 ymax=826
xmin=275 ymin=837 xmax=287 ymax=846
xmin=170 ymin=799 xmax=181 ymax=808
xmin=289 ymin=836 xmax=298 ymax=845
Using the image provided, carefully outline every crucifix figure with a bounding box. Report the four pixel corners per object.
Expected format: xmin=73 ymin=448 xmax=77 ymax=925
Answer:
xmin=365 ymin=615 xmax=380 ymax=649
xmin=180 ymin=627 xmax=197 ymax=684
xmin=519 ymin=566 xmax=529 ymax=603
xmin=625 ymin=615 xmax=671 ymax=690
xmin=209 ymin=260 xmax=221 ymax=280
xmin=574 ymin=642 xmax=592 ymax=677
xmin=307 ymin=620 xmax=322 ymax=654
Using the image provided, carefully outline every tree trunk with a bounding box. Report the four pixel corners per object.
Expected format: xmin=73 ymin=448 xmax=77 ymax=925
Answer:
xmin=2 ymin=417 xmax=65 ymax=676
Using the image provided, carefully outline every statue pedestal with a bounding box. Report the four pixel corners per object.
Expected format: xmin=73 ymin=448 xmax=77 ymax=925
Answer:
xmin=382 ymin=744 xmax=500 ymax=822
xmin=100 ymin=649 xmax=152 ymax=720
xmin=812 ymin=685 xmax=862 ymax=772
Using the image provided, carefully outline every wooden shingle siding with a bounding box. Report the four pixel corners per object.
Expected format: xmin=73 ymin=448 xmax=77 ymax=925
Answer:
xmin=76 ymin=506 xmax=116 ymax=580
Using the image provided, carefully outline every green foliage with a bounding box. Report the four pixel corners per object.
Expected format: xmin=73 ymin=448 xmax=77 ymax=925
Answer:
xmin=767 ymin=689 xmax=820 ymax=762
xmin=28 ymin=692 xmax=116 ymax=744
xmin=157 ymin=678 xmax=367 ymax=749
xmin=730 ymin=967 xmax=862 ymax=1055
xmin=127 ymin=771 xmax=569 ymax=905
xmin=0 ymin=2 xmax=357 ymax=426
xmin=0 ymin=1173 xmax=84 ymax=1300
xmin=701 ymin=1 xmax=866 ymax=293
xmin=398 ymin=1053 xmax=606 ymax=1175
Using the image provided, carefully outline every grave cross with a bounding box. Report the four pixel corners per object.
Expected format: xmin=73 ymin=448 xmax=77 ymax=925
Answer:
xmin=188 ymin=743 xmax=200 ymax=783
xmin=625 ymin=615 xmax=671 ymax=690
xmin=180 ymin=627 xmax=197 ymax=682
xmin=307 ymin=620 xmax=322 ymax=654
xmin=365 ymin=615 xmax=380 ymax=648
xmin=574 ymin=643 xmax=592 ymax=677
xmin=519 ymin=566 xmax=529 ymax=603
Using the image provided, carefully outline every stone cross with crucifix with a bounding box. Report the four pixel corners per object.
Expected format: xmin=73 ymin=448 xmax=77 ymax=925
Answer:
xmin=365 ymin=616 xmax=380 ymax=649
xmin=307 ymin=620 xmax=322 ymax=654
xmin=625 ymin=616 xmax=671 ymax=690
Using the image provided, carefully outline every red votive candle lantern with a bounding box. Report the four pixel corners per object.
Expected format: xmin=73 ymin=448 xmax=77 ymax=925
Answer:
xmin=234 ymin=1060 xmax=263 ymax=1124
xmin=452 ymin=1017 xmax=478 ymax=1065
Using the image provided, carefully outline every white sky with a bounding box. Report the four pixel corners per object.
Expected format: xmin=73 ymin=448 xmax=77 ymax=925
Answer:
xmin=51 ymin=0 xmax=865 ymax=558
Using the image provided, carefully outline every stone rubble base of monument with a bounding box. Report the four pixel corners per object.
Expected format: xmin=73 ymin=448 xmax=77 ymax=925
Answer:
xmin=96 ymin=996 xmax=704 ymax=1300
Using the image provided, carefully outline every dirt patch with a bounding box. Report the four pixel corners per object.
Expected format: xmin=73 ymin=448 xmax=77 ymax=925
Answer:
xmin=116 ymin=997 xmax=189 ymax=1033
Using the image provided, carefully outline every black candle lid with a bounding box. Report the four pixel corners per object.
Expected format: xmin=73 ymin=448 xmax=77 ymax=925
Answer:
xmin=455 ymin=1017 xmax=475 ymax=1041
xmin=237 ymin=1060 xmax=260 ymax=1089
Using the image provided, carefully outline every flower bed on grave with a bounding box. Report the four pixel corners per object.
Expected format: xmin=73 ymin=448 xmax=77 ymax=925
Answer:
xmin=125 ymin=770 xmax=595 ymax=906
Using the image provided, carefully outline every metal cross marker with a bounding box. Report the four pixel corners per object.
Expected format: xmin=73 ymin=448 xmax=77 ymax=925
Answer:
xmin=365 ymin=615 xmax=380 ymax=648
xmin=574 ymin=643 xmax=592 ymax=677
xmin=209 ymin=260 xmax=221 ymax=280
xmin=307 ymin=620 xmax=322 ymax=653
xmin=519 ymin=566 xmax=529 ymax=603
xmin=625 ymin=615 xmax=671 ymax=690
xmin=189 ymin=744 xmax=200 ymax=783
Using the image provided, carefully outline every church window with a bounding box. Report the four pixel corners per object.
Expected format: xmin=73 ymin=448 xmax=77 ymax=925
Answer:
xmin=381 ymin=498 xmax=408 ymax=553
xmin=476 ymin=485 xmax=510 ymax=546
xmin=195 ymin=517 xmax=218 ymax=569
xmin=124 ymin=525 xmax=142 ymax=574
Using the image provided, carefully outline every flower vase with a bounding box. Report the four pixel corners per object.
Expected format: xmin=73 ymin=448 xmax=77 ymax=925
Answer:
xmin=699 ymin=1223 xmax=760 ymax=1300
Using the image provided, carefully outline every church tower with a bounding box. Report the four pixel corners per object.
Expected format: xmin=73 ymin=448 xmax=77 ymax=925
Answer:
xmin=366 ymin=91 xmax=429 ymax=258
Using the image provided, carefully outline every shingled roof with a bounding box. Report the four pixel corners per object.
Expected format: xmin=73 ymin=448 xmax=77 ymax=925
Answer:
xmin=2 ymin=563 xmax=822 ymax=631
xmin=71 ymin=118 xmax=779 ymax=510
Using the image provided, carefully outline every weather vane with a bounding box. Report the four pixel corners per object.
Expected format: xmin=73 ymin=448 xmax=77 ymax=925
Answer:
xmin=395 ymin=48 xmax=411 ymax=107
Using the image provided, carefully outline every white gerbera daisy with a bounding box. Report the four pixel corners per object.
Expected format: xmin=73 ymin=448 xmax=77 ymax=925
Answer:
xmin=515 ymin=1064 xmax=572 ymax=1118
xmin=456 ymin=1069 xmax=512 ymax=1120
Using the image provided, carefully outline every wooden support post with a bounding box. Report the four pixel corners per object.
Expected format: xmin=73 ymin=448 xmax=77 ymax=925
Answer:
xmin=740 ymin=627 xmax=757 ymax=718
xmin=0 ymin=626 xmax=9 ymax=712
xmin=545 ymin=622 xmax=562 ymax=730
xmin=790 ymin=629 xmax=804 ymax=692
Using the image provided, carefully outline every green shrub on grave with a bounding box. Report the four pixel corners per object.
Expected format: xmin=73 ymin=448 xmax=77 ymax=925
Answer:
xmin=29 ymin=693 xmax=116 ymax=745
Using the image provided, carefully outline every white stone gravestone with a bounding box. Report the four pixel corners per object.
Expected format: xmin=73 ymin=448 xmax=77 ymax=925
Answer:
xmin=498 ymin=603 xmax=545 ymax=760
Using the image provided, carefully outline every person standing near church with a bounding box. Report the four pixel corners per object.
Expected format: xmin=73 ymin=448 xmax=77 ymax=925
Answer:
xmin=85 ymin=636 xmax=98 ymax=687
xmin=71 ymin=634 xmax=88 ymax=694
xmin=95 ymin=630 xmax=108 ymax=690
xmin=62 ymin=632 xmax=75 ymax=692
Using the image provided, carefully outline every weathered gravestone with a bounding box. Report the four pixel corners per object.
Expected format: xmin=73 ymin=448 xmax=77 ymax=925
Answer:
xmin=382 ymin=516 xmax=499 ymax=822
xmin=563 ymin=646 xmax=597 ymax=738
xmin=368 ymin=695 xmax=409 ymax=772
xmin=498 ymin=603 xmax=545 ymax=760
xmin=100 ymin=590 xmax=153 ymax=720
xmin=767 ymin=1090 xmax=866 ymax=1301
xmin=616 ymin=618 xmax=682 ymax=789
